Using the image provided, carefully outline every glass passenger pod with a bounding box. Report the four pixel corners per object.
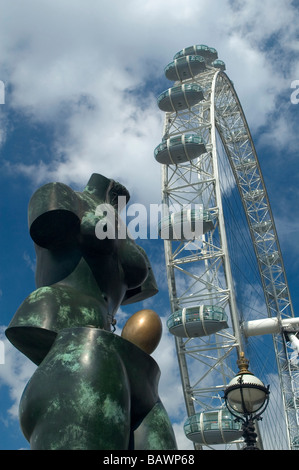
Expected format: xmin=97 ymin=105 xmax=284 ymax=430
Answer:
xmin=260 ymin=251 xmax=279 ymax=266
xmin=167 ymin=305 xmax=228 ymax=338
xmin=184 ymin=409 xmax=243 ymax=445
xmin=173 ymin=45 xmax=218 ymax=65
xmin=154 ymin=134 xmax=206 ymax=165
xmin=287 ymin=397 xmax=299 ymax=409
xmin=159 ymin=208 xmax=214 ymax=241
xmin=164 ymin=55 xmax=206 ymax=81
xmin=243 ymin=189 xmax=264 ymax=202
xmin=235 ymin=158 xmax=256 ymax=172
xmin=227 ymin=131 xmax=248 ymax=143
xmin=288 ymin=361 xmax=299 ymax=371
xmin=252 ymin=220 xmax=272 ymax=234
xmin=267 ymin=283 xmax=287 ymax=299
xmin=157 ymin=84 xmax=204 ymax=113
xmin=292 ymin=436 xmax=299 ymax=449
xmin=211 ymin=59 xmax=226 ymax=71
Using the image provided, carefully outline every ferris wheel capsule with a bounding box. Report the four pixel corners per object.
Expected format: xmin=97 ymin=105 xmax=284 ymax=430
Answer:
xmin=173 ymin=44 xmax=218 ymax=64
xmin=159 ymin=208 xmax=213 ymax=240
xmin=252 ymin=220 xmax=272 ymax=234
xmin=157 ymin=83 xmax=204 ymax=112
xmin=167 ymin=305 xmax=228 ymax=338
xmin=154 ymin=134 xmax=206 ymax=165
xmin=211 ymin=59 xmax=226 ymax=71
xmin=243 ymin=189 xmax=264 ymax=202
xmin=164 ymin=55 xmax=206 ymax=82
xmin=184 ymin=409 xmax=243 ymax=445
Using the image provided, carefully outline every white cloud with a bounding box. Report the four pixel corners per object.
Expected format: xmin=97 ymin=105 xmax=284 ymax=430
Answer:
xmin=173 ymin=420 xmax=194 ymax=450
xmin=0 ymin=326 xmax=36 ymax=419
xmin=257 ymin=105 xmax=299 ymax=153
xmin=23 ymin=252 xmax=35 ymax=272
xmin=152 ymin=318 xmax=186 ymax=415
xmin=0 ymin=0 xmax=297 ymax=205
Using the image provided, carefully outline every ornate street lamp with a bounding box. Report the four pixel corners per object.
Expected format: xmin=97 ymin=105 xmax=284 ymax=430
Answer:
xmin=224 ymin=352 xmax=270 ymax=450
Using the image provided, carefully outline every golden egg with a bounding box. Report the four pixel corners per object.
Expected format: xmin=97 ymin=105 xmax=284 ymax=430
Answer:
xmin=121 ymin=309 xmax=162 ymax=355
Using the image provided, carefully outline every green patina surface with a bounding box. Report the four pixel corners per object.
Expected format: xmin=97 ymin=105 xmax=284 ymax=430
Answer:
xmin=102 ymin=395 xmax=126 ymax=425
xmin=27 ymin=286 xmax=54 ymax=303
xmin=77 ymin=380 xmax=101 ymax=412
xmin=146 ymin=403 xmax=176 ymax=449
xmin=57 ymin=304 xmax=72 ymax=323
xmin=52 ymin=424 xmax=90 ymax=450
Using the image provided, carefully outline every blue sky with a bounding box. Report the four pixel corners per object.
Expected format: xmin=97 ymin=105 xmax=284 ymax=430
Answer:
xmin=0 ymin=0 xmax=298 ymax=450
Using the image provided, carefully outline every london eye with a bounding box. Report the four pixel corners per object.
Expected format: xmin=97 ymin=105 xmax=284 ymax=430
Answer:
xmin=154 ymin=44 xmax=299 ymax=450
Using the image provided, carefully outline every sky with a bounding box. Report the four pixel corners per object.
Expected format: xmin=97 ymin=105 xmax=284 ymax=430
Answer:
xmin=0 ymin=0 xmax=298 ymax=451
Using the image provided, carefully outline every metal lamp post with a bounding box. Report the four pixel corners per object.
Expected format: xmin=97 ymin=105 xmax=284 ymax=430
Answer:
xmin=224 ymin=352 xmax=270 ymax=450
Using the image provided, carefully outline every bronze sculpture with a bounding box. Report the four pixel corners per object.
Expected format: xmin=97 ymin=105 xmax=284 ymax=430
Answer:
xmin=6 ymin=173 xmax=177 ymax=450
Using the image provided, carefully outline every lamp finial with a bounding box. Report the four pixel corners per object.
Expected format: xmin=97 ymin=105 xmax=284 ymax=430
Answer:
xmin=237 ymin=352 xmax=253 ymax=375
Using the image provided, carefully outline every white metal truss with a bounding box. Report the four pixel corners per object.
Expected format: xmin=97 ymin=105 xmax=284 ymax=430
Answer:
xmin=158 ymin=63 xmax=299 ymax=449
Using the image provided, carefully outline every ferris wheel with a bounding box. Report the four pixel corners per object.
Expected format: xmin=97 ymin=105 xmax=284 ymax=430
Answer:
xmin=154 ymin=44 xmax=299 ymax=450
